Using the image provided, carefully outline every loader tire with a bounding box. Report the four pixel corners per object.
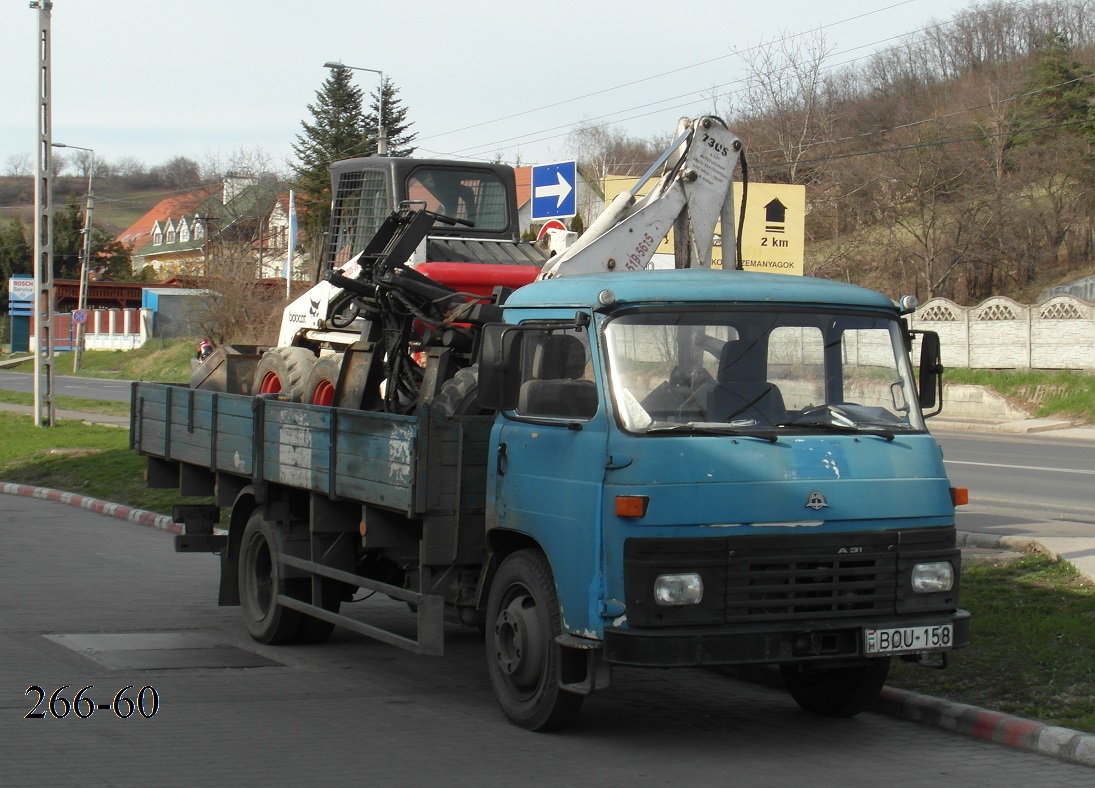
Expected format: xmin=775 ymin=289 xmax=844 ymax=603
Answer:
xmin=254 ymin=347 xmax=316 ymax=402
xmin=431 ymin=365 xmax=491 ymax=416
xmin=304 ymin=353 xmax=344 ymax=406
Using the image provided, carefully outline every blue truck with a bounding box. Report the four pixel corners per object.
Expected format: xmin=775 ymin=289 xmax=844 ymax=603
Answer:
xmin=132 ymin=117 xmax=968 ymax=730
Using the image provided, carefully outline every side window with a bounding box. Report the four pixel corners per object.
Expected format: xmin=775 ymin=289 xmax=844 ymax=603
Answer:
xmin=514 ymin=329 xmax=598 ymax=420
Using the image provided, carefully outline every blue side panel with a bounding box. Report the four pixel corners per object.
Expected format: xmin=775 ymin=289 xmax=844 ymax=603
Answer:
xmin=334 ymin=409 xmax=418 ymax=511
xmin=133 ymin=385 xmax=256 ymax=477
xmin=133 ymin=384 xmax=418 ymax=515
xmin=260 ymin=402 xmax=417 ymax=513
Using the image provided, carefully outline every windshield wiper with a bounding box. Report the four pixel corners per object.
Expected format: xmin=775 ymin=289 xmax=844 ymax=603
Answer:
xmin=645 ymin=423 xmax=778 ymax=442
xmin=779 ymin=421 xmax=896 ymax=441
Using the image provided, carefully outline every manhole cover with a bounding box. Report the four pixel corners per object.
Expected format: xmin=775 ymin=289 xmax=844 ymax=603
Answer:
xmin=45 ymin=633 xmax=282 ymax=670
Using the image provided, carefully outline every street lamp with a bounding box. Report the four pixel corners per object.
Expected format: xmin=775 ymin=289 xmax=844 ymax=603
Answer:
xmin=52 ymin=142 xmax=94 ymax=372
xmin=323 ymin=61 xmax=387 ymax=155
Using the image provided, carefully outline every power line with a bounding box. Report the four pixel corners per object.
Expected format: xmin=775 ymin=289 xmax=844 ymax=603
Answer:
xmin=422 ymin=0 xmax=1067 ymax=162
xmin=418 ymin=0 xmax=924 ymax=145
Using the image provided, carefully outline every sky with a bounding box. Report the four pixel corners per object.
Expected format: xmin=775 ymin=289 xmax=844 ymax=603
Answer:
xmin=0 ymin=0 xmax=980 ymax=176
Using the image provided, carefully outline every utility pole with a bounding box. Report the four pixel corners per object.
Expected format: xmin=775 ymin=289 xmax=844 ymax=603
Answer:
xmin=31 ymin=1 xmax=55 ymax=427
xmin=54 ymin=143 xmax=94 ymax=372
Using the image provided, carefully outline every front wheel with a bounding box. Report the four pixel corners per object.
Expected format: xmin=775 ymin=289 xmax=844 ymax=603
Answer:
xmin=486 ymin=549 xmax=584 ymax=731
xmin=781 ymin=658 xmax=890 ymax=717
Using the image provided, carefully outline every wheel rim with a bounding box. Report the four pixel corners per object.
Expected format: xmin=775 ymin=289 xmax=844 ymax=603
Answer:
xmin=243 ymin=531 xmax=275 ymax=619
xmin=311 ymin=379 xmax=335 ymax=406
xmin=259 ymin=372 xmax=283 ymax=395
xmin=493 ymin=586 xmax=546 ymax=698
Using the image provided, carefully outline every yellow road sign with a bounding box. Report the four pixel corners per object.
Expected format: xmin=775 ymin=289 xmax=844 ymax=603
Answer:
xmin=603 ymin=176 xmax=806 ymax=275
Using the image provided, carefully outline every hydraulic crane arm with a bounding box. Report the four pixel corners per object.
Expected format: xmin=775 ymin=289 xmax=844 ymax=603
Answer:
xmin=538 ymin=116 xmax=744 ymax=279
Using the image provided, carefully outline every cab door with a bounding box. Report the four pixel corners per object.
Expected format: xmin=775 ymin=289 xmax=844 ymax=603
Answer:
xmin=487 ymin=325 xmax=609 ymax=635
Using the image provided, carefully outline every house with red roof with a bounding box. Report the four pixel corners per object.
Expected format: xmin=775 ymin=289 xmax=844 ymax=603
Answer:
xmin=117 ymin=176 xmax=290 ymax=279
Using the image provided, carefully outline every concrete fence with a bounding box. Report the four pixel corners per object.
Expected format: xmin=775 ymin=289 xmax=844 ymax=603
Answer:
xmin=909 ymin=295 xmax=1095 ymax=370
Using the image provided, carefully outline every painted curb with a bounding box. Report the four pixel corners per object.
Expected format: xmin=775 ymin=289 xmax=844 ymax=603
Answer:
xmin=1 ymin=482 xmax=181 ymax=535
xmin=876 ymin=687 xmax=1095 ymax=767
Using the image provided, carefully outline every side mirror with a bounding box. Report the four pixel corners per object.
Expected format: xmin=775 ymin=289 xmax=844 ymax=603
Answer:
xmin=477 ymin=324 xmax=524 ymax=410
xmin=917 ymin=331 xmax=944 ymax=417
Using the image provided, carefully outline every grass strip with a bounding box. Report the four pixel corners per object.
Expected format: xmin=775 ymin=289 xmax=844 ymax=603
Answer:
xmin=0 ymin=412 xmax=204 ymax=515
xmin=889 ymin=554 xmax=1095 ymax=733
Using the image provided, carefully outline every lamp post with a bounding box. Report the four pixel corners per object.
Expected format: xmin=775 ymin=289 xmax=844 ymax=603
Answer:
xmin=323 ymin=61 xmax=387 ymax=155
xmin=52 ymin=142 xmax=94 ymax=372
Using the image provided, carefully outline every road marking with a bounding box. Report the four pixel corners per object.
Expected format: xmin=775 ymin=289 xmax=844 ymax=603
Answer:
xmin=944 ymin=459 xmax=1095 ymax=476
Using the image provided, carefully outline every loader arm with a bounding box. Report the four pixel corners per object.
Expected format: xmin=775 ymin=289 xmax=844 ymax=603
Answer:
xmin=538 ymin=116 xmax=744 ymax=279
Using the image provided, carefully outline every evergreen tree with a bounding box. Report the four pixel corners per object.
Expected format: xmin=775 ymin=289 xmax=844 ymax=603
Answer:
xmin=364 ymin=77 xmax=418 ymax=157
xmin=291 ymin=67 xmax=370 ymax=253
xmin=1016 ymin=31 xmax=1095 ymax=145
xmin=0 ymin=216 xmax=32 ymax=290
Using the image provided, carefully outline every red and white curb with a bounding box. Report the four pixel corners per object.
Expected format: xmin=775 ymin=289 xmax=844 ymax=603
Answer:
xmin=876 ymin=687 xmax=1095 ymax=767
xmin=0 ymin=482 xmax=182 ymax=535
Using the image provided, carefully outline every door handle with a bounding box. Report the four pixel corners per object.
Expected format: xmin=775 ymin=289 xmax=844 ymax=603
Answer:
xmin=497 ymin=442 xmax=508 ymax=475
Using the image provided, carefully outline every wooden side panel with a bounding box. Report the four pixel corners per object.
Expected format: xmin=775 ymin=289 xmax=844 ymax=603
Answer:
xmin=260 ymin=401 xmax=418 ymax=515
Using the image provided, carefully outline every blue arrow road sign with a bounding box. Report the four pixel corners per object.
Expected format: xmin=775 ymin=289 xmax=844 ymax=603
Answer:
xmin=531 ymin=161 xmax=576 ymax=220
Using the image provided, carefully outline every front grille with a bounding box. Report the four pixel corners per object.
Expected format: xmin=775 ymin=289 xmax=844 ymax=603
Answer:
xmin=725 ymin=544 xmax=895 ymax=622
xmin=623 ymin=530 xmax=950 ymax=628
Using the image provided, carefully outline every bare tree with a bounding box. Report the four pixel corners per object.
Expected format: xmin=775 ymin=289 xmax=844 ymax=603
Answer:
xmin=191 ymin=235 xmax=287 ymax=345
xmin=4 ymin=153 xmax=32 ymax=177
xmin=735 ymin=30 xmax=837 ymax=185
xmin=565 ymin=120 xmax=665 ymax=183
xmin=202 ymin=145 xmax=284 ymax=183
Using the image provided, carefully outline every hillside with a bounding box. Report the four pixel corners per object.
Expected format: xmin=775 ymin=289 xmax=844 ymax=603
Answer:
xmin=0 ymin=175 xmax=174 ymax=236
xmin=725 ymin=0 xmax=1095 ymax=306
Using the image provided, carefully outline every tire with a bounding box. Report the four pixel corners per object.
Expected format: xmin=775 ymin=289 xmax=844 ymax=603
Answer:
xmin=486 ymin=549 xmax=584 ymax=731
xmin=238 ymin=508 xmax=303 ymax=645
xmin=432 ymin=365 xmax=490 ymax=416
xmin=304 ymin=354 xmax=344 ymax=406
xmin=781 ymin=658 xmax=891 ymax=717
xmin=254 ymin=347 xmax=316 ymax=401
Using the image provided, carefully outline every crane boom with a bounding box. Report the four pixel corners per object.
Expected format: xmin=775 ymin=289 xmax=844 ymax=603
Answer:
xmin=538 ymin=116 xmax=743 ymax=279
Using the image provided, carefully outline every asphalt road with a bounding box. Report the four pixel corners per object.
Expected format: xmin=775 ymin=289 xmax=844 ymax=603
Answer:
xmin=936 ymin=431 xmax=1095 ymax=534
xmin=5 ymin=493 xmax=1093 ymax=786
xmin=0 ymin=371 xmax=133 ymax=403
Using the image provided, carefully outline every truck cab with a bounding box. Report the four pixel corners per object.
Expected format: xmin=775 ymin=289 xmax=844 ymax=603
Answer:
xmin=477 ymin=268 xmax=966 ymax=725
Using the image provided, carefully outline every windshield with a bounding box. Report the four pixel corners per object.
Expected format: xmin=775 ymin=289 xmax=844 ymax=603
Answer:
xmin=604 ymin=309 xmax=925 ymax=437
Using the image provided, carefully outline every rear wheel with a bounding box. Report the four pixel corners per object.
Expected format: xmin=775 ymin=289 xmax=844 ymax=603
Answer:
xmin=254 ymin=347 xmax=316 ymax=401
xmin=781 ymin=658 xmax=890 ymax=717
xmin=304 ymin=354 xmax=344 ymax=406
xmin=486 ymin=549 xmax=584 ymax=731
xmin=238 ymin=508 xmax=303 ymax=645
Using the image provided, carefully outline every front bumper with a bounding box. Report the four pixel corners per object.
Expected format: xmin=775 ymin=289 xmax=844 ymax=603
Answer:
xmin=603 ymin=609 xmax=970 ymax=667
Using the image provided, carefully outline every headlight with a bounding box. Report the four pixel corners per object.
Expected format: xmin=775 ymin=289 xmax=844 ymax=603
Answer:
xmin=654 ymin=573 xmax=703 ymax=606
xmin=911 ymin=561 xmax=954 ymax=593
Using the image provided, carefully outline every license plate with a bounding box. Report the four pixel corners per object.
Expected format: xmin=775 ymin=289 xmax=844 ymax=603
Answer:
xmin=864 ymin=624 xmax=953 ymax=655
